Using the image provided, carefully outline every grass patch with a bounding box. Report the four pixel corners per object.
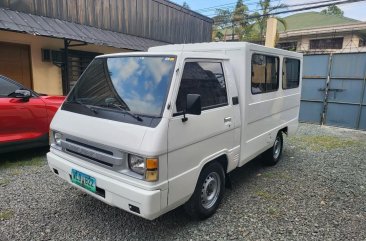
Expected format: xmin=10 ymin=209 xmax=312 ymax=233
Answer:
xmin=0 ymin=210 xmax=14 ymax=221
xmin=261 ymin=172 xmax=291 ymax=180
xmin=0 ymin=179 xmax=10 ymax=187
xmin=255 ymin=190 xmax=274 ymax=200
xmin=0 ymin=147 xmax=48 ymax=170
xmin=290 ymin=135 xmax=361 ymax=151
xmin=268 ymin=207 xmax=280 ymax=217
xmin=10 ymin=169 xmax=22 ymax=176
xmin=0 ymin=156 xmax=45 ymax=170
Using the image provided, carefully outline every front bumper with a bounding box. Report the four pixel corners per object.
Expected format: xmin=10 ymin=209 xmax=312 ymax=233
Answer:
xmin=47 ymin=152 xmax=163 ymax=220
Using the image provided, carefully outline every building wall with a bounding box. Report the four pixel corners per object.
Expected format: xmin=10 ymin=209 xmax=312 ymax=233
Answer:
xmin=283 ymin=33 xmax=366 ymax=53
xmin=0 ymin=30 xmax=128 ymax=95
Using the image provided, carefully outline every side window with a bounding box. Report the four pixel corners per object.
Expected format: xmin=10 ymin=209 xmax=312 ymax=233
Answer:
xmin=175 ymin=62 xmax=228 ymax=113
xmin=283 ymin=58 xmax=300 ymax=89
xmin=251 ymin=54 xmax=279 ymax=94
xmin=0 ymin=77 xmax=19 ymax=97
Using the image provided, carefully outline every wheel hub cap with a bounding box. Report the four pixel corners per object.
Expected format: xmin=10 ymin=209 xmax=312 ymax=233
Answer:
xmin=273 ymin=137 xmax=281 ymax=159
xmin=201 ymin=172 xmax=221 ymax=209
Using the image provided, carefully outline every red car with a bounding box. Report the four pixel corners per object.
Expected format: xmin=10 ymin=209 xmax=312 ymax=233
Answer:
xmin=0 ymin=75 xmax=65 ymax=153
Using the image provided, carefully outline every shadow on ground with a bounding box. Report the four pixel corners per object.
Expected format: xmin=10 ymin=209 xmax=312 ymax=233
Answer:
xmin=0 ymin=147 xmax=49 ymax=164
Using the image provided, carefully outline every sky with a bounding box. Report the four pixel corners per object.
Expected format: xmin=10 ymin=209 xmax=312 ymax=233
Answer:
xmin=171 ymin=0 xmax=366 ymax=21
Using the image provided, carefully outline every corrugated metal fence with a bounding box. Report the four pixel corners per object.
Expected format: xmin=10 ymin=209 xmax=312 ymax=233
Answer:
xmin=300 ymin=53 xmax=366 ymax=130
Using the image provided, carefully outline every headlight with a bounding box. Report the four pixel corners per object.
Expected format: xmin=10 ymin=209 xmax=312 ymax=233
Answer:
xmin=54 ymin=132 xmax=62 ymax=146
xmin=128 ymin=155 xmax=145 ymax=175
xmin=128 ymin=155 xmax=159 ymax=181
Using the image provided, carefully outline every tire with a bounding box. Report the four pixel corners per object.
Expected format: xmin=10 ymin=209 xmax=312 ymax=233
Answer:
xmin=184 ymin=161 xmax=225 ymax=220
xmin=264 ymin=132 xmax=283 ymax=166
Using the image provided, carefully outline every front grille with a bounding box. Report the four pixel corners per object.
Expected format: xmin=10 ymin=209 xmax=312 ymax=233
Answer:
xmin=66 ymin=138 xmax=113 ymax=155
xmin=60 ymin=136 xmax=125 ymax=168
xmin=66 ymin=149 xmax=113 ymax=167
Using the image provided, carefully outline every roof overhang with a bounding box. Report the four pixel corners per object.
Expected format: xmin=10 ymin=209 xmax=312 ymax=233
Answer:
xmin=0 ymin=8 xmax=168 ymax=51
xmin=279 ymin=21 xmax=366 ymax=39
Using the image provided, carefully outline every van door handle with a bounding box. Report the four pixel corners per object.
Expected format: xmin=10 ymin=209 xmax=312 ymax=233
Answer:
xmin=224 ymin=117 xmax=232 ymax=123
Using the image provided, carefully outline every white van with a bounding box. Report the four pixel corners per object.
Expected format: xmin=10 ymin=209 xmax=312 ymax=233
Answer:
xmin=47 ymin=42 xmax=302 ymax=220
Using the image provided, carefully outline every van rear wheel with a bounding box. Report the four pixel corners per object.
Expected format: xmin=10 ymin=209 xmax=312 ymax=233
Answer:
xmin=184 ymin=161 xmax=225 ymax=220
xmin=264 ymin=132 xmax=283 ymax=166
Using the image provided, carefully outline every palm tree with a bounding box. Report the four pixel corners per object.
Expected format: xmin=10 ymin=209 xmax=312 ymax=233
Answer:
xmin=252 ymin=0 xmax=287 ymax=43
xmin=232 ymin=0 xmax=249 ymax=40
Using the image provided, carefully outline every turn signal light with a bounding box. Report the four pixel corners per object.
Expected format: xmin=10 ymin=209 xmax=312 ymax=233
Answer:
xmin=145 ymin=158 xmax=158 ymax=181
xmin=146 ymin=158 xmax=158 ymax=169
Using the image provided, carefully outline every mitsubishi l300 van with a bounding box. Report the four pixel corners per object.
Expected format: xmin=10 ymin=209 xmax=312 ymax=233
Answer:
xmin=47 ymin=42 xmax=302 ymax=220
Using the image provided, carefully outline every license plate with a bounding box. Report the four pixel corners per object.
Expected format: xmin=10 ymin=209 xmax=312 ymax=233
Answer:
xmin=71 ymin=169 xmax=96 ymax=193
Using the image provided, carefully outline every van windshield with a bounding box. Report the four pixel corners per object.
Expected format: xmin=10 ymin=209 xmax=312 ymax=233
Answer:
xmin=66 ymin=56 xmax=176 ymax=117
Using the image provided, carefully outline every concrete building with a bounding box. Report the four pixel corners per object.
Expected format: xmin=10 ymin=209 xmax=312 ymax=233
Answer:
xmin=277 ymin=12 xmax=366 ymax=54
xmin=0 ymin=0 xmax=212 ymax=95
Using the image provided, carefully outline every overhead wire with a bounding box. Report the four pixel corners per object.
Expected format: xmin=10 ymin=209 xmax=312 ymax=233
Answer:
xmin=201 ymin=0 xmax=336 ymax=18
xmin=211 ymin=0 xmax=365 ymax=24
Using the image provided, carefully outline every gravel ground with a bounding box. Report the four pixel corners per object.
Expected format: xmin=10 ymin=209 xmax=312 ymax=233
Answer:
xmin=0 ymin=123 xmax=365 ymax=241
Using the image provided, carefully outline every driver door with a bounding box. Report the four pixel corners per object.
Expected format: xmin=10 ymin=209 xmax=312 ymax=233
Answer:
xmin=0 ymin=76 xmax=48 ymax=144
xmin=167 ymin=60 xmax=236 ymax=205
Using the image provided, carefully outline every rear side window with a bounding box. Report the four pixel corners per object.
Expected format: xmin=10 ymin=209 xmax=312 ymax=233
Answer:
xmin=251 ymin=54 xmax=279 ymax=94
xmin=0 ymin=77 xmax=19 ymax=97
xmin=175 ymin=62 xmax=228 ymax=113
xmin=283 ymin=58 xmax=300 ymax=89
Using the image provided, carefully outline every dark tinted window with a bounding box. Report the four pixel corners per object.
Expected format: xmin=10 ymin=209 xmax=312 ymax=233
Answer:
xmin=176 ymin=62 xmax=228 ymax=112
xmin=251 ymin=54 xmax=279 ymax=94
xmin=0 ymin=76 xmax=19 ymax=97
xmin=309 ymin=38 xmax=343 ymax=49
xmin=276 ymin=42 xmax=297 ymax=51
xmin=283 ymin=58 xmax=300 ymax=89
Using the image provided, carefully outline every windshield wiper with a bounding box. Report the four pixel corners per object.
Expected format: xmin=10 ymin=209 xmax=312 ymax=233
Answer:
xmin=66 ymin=99 xmax=98 ymax=115
xmin=103 ymin=103 xmax=143 ymax=122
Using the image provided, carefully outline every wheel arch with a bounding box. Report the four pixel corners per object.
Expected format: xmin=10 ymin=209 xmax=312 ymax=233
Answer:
xmin=279 ymin=126 xmax=288 ymax=136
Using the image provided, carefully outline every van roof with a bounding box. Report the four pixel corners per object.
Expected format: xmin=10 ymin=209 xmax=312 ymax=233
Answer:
xmin=149 ymin=42 xmax=253 ymax=52
xmin=97 ymin=51 xmax=229 ymax=60
xmin=149 ymin=42 xmax=302 ymax=58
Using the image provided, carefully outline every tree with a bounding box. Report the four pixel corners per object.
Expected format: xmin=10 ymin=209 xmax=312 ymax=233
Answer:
xmin=252 ymin=0 xmax=287 ymax=43
xmin=182 ymin=1 xmax=190 ymax=10
xmin=320 ymin=5 xmax=344 ymax=16
xmin=232 ymin=0 xmax=249 ymax=40
xmin=213 ymin=0 xmax=249 ymax=41
xmin=213 ymin=9 xmax=232 ymax=41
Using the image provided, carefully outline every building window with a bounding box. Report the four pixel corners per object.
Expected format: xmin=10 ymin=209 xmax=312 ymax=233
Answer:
xmin=61 ymin=50 xmax=100 ymax=94
xmin=309 ymin=37 xmax=343 ymax=49
xmin=283 ymin=58 xmax=300 ymax=89
xmin=276 ymin=42 xmax=297 ymax=51
xmin=175 ymin=62 xmax=228 ymax=113
xmin=251 ymin=54 xmax=279 ymax=94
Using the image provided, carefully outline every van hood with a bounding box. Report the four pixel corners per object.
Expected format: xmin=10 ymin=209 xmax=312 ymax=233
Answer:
xmin=50 ymin=110 xmax=148 ymax=154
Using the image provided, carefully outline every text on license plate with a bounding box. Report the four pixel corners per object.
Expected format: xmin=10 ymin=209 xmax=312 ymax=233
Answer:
xmin=71 ymin=169 xmax=96 ymax=193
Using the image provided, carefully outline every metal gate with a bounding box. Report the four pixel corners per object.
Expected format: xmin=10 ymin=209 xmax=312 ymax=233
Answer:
xmin=300 ymin=53 xmax=366 ymax=130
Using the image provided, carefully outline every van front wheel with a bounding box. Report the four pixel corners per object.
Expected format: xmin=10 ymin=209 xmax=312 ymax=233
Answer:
xmin=184 ymin=162 xmax=225 ymax=220
xmin=264 ymin=132 xmax=283 ymax=166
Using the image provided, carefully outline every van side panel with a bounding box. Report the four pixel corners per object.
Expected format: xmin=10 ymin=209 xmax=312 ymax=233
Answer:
xmin=239 ymin=47 xmax=302 ymax=166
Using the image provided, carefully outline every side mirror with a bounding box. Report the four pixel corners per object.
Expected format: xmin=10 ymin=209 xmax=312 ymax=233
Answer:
xmin=182 ymin=94 xmax=201 ymax=122
xmin=14 ymin=89 xmax=31 ymax=101
xmin=186 ymin=94 xmax=201 ymax=115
